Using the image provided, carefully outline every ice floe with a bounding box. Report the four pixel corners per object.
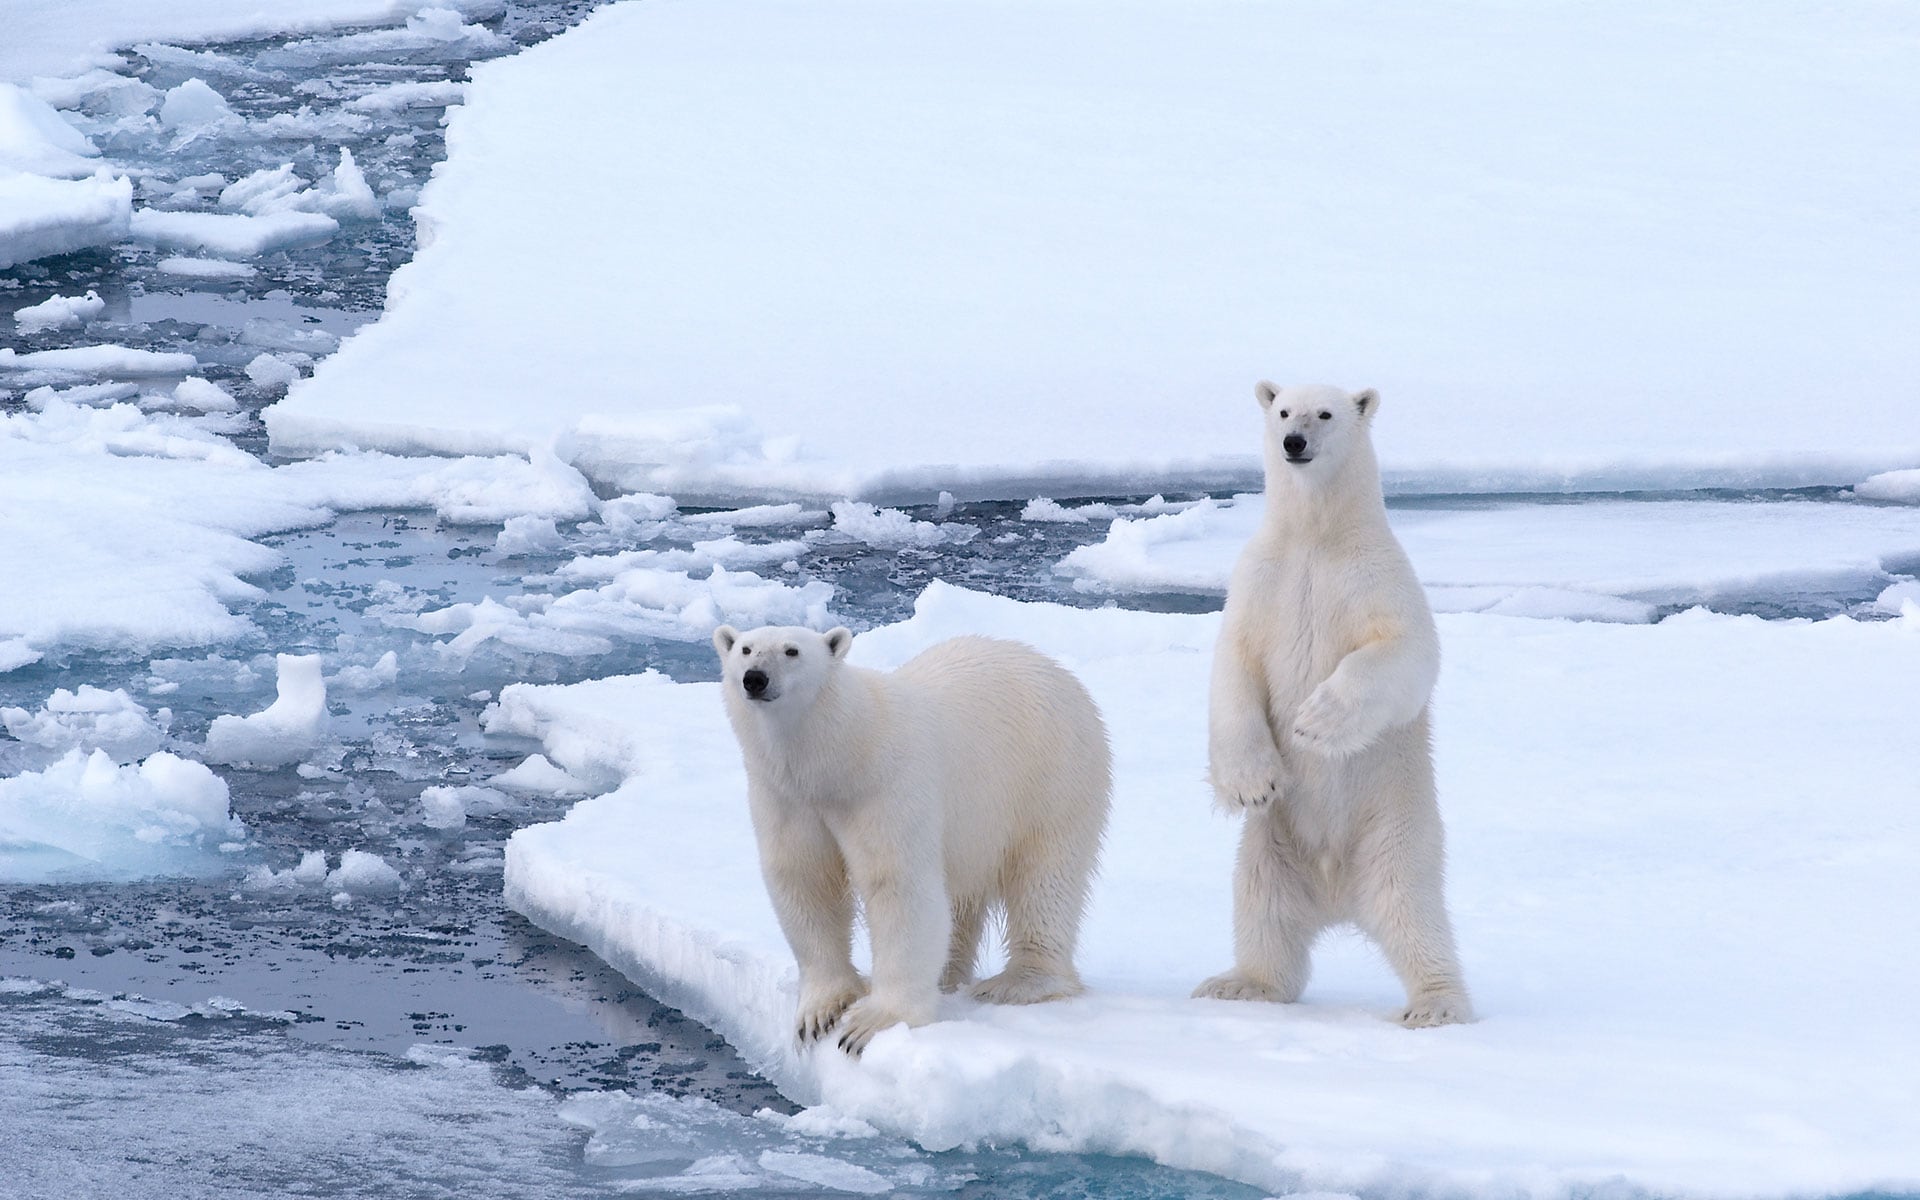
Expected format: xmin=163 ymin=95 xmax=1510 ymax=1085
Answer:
xmin=203 ymin=653 xmax=328 ymax=768
xmin=0 ymin=748 xmax=243 ymax=882
xmin=503 ymin=582 xmax=1920 ymax=1198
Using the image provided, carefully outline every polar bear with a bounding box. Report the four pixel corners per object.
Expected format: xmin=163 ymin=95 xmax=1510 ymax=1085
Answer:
xmin=713 ymin=624 xmax=1111 ymax=1055
xmin=1194 ymin=381 xmax=1472 ymax=1027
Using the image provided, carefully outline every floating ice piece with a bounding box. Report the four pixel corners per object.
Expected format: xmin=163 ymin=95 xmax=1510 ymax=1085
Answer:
xmin=1021 ymin=497 xmax=1110 ymax=524
xmin=494 ymin=514 xmax=563 ymax=556
xmin=155 ymin=255 xmax=256 ymax=279
xmin=1857 ymin=468 xmax=1920 ymax=504
xmin=0 ymin=640 xmax=41 ymax=673
xmin=23 ymin=381 xmax=140 ymax=410
xmin=12 ymin=290 xmax=103 ymax=334
xmin=825 ymin=502 xmax=976 ymax=550
xmin=219 ymin=150 xmax=379 ymax=221
xmin=344 ymin=79 xmax=465 ymax=112
xmin=244 ymin=352 xmax=303 ymax=391
xmin=203 ymin=653 xmax=328 ymax=768
xmin=0 ymin=84 xmax=100 ymax=177
xmin=489 ymin=753 xmax=587 ymax=797
xmin=0 ymin=169 xmax=132 ymax=270
xmin=130 ymin=208 xmax=339 ymax=258
xmin=167 ymin=376 xmax=240 ymax=414
xmin=1874 ymin=579 xmax=1920 ymax=615
xmin=1 ymin=685 xmax=171 ymax=764
xmin=273 ymin=447 xmax=595 ymax=524
xmin=241 ymin=848 xmax=329 ymax=891
xmin=418 ymin=784 xmax=512 ymax=830
xmin=0 ymin=748 xmax=243 ymax=883
xmin=157 ymin=78 xmax=242 ymax=139
xmin=0 ymin=344 xmax=197 ymax=379
xmin=329 ymin=650 xmax=399 ymax=693
xmin=325 ymin=848 xmax=403 ymax=895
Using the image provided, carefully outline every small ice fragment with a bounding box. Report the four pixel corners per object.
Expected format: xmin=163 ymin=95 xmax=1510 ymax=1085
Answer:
xmin=495 ymin=515 xmax=564 ymax=556
xmin=245 ymin=352 xmax=303 ymax=391
xmin=419 ymin=786 xmax=468 ymax=830
xmin=325 ymin=848 xmax=402 ymax=895
xmin=155 ymin=256 xmax=256 ymax=279
xmin=491 ymin=753 xmax=588 ymax=796
xmin=13 ymin=290 xmax=104 ymax=334
xmin=203 ymin=653 xmax=327 ymax=768
xmin=330 ymin=650 xmax=398 ymax=693
xmin=1 ymin=685 xmax=171 ymax=764
xmin=168 ymin=376 xmax=239 ymax=413
xmin=157 ymin=78 xmax=241 ymax=136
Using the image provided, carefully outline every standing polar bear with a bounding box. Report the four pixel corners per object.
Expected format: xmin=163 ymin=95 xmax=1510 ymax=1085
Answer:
xmin=1195 ymin=381 xmax=1472 ymax=1027
xmin=714 ymin=624 xmax=1111 ymax=1055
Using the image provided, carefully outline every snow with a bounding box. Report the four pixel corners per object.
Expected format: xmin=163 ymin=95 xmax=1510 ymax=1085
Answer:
xmin=11 ymin=290 xmax=103 ymax=334
xmin=243 ymin=351 xmax=303 ymax=390
xmin=1057 ymin=494 xmax=1920 ymax=620
xmin=128 ymin=207 xmax=340 ymax=258
xmin=268 ymin=2 xmax=1920 ymax=502
xmin=1 ymin=685 xmax=171 ymax=765
xmin=489 ymin=752 xmax=586 ymax=797
xmin=503 ymin=582 xmax=1920 ymax=1198
xmin=0 ymin=83 xmax=100 ymax=177
xmin=494 ymin=514 xmax=564 ymax=556
xmin=202 ymin=653 xmax=328 ymax=768
xmin=0 ymin=748 xmax=242 ymax=883
xmin=156 ymin=78 xmax=242 ymax=139
xmin=218 ymin=149 xmax=380 ymax=221
xmin=165 ymin=376 xmax=240 ymax=414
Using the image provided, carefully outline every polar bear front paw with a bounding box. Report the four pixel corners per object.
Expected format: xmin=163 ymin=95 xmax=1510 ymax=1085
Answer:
xmin=1191 ymin=970 xmax=1287 ymax=1003
xmin=794 ymin=978 xmax=866 ymax=1044
xmin=970 ymin=966 xmax=1082 ymax=1006
xmin=1291 ymin=681 xmax=1374 ymax=758
xmin=832 ymin=996 xmax=920 ymax=1057
xmin=1398 ymin=990 xmax=1474 ymax=1028
xmin=1208 ymin=744 xmax=1287 ymax=810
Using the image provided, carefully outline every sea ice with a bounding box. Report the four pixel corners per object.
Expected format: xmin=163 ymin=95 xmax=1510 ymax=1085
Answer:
xmin=1 ymin=685 xmax=171 ymax=764
xmin=328 ymin=650 xmax=399 ymax=693
xmin=0 ymin=748 xmax=243 ymax=882
xmin=165 ymin=376 xmax=239 ymax=414
xmin=243 ymin=351 xmax=304 ymax=390
xmin=203 ymin=653 xmax=328 ymax=768
xmin=504 ymin=582 xmax=1920 ymax=1199
xmin=325 ymin=847 xmax=403 ymax=895
xmin=488 ymin=752 xmax=585 ymax=797
xmin=0 ymin=83 xmax=101 ymax=176
xmin=130 ymin=207 xmax=339 ymax=257
xmin=219 ymin=149 xmax=379 ymax=220
xmin=156 ymin=77 xmax=242 ymax=140
xmin=1056 ymin=493 xmax=1920 ymax=619
xmin=494 ymin=514 xmax=564 ymax=556
xmin=825 ymin=502 xmax=976 ymax=550
xmin=154 ymin=255 xmax=256 ymax=278
xmin=12 ymin=289 xmax=104 ymax=333
xmin=1857 ymin=468 xmax=1920 ymax=504
xmin=0 ymin=168 xmax=131 ymax=269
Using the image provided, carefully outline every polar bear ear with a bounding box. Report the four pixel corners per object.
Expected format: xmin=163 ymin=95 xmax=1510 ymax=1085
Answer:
xmin=1353 ymin=388 xmax=1380 ymax=419
xmin=712 ymin=625 xmax=738 ymax=657
xmin=823 ymin=627 xmax=852 ymax=660
xmin=1255 ymin=380 xmax=1280 ymax=411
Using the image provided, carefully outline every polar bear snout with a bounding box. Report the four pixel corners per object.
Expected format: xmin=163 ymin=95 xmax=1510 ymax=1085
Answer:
xmin=742 ymin=668 xmax=771 ymax=700
xmin=1282 ymin=433 xmax=1310 ymax=461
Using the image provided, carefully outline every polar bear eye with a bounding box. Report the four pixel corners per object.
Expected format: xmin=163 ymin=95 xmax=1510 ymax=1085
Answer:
xmin=1318 ymin=410 xmax=1332 ymax=420
xmin=1277 ymin=409 xmax=1289 ymax=419
xmin=785 ymin=647 xmax=799 ymax=657
xmin=740 ymin=645 xmax=752 ymax=655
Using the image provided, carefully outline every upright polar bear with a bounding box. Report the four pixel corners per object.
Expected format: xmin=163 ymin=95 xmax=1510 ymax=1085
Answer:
xmin=1195 ymin=381 xmax=1472 ymax=1027
xmin=714 ymin=624 xmax=1111 ymax=1055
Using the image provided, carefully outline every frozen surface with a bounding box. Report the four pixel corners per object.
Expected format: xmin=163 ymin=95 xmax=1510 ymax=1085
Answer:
xmin=271 ymin=1 xmax=1920 ymax=500
xmin=129 ymin=208 xmax=341 ymax=258
xmin=1057 ymin=492 xmax=1920 ymax=621
xmin=505 ymin=582 xmax=1920 ymax=1198
xmin=0 ymin=169 xmax=132 ymax=270
xmin=12 ymin=289 xmax=104 ymax=333
xmin=1 ymin=685 xmax=170 ymax=765
xmin=1859 ymin=469 xmax=1920 ymax=505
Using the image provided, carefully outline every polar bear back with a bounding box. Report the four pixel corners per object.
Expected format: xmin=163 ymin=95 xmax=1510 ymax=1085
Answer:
xmin=888 ymin=636 xmax=1111 ymax=899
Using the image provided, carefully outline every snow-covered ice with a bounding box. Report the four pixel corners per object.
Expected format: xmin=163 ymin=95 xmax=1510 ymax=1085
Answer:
xmin=1858 ymin=469 xmax=1920 ymax=505
xmin=203 ymin=653 xmax=328 ymax=768
xmin=1057 ymin=493 xmax=1920 ymax=621
xmin=269 ymin=1 xmax=1920 ymax=501
xmin=504 ymin=582 xmax=1920 ymax=1198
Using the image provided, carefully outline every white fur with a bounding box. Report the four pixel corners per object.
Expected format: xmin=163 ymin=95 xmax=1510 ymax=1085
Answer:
xmin=1195 ymin=381 xmax=1473 ymax=1028
xmin=714 ymin=625 xmax=1111 ymax=1055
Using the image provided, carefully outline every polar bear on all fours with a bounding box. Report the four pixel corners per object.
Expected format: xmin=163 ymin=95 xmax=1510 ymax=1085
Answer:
xmin=713 ymin=624 xmax=1112 ymax=1055
xmin=1194 ymin=380 xmax=1473 ymax=1028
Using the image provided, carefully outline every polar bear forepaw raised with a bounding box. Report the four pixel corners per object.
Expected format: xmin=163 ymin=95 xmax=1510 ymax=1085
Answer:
xmin=1291 ymin=681 xmax=1375 ymax=758
xmin=1208 ymin=743 xmax=1287 ymax=811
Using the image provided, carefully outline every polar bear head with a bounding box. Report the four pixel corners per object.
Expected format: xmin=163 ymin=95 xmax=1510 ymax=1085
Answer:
xmin=1254 ymin=381 xmax=1379 ymax=482
xmin=712 ymin=624 xmax=853 ymax=711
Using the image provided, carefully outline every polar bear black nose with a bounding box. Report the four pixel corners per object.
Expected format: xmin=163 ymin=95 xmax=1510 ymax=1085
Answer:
xmin=1283 ymin=434 xmax=1308 ymax=457
xmin=743 ymin=669 xmax=769 ymax=697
